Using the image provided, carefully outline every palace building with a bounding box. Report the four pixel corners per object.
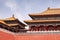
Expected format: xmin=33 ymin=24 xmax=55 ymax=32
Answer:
xmin=24 ymin=8 xmax=60 ymax=31
xmin=0 ymin=8 xmax=60 ymax=40
xmin=0 ymin=15 xmax=27 ymax=33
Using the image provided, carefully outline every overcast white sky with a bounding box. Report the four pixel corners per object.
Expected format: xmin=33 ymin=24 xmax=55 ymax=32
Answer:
xmin=0 ymin=0 xmax=60 ymax=22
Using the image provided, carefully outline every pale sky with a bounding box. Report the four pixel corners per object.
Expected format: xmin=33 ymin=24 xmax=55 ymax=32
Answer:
xmin=0 ymin=0 xmax=60 ymax=22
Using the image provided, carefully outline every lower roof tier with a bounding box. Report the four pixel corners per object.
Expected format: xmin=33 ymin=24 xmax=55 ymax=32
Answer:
xmin=24 ymin=20 xmax=60 ymax=23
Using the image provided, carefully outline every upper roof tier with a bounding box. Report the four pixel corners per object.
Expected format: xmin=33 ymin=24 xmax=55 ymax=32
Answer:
xmin=29 ymin=8 xmax=60 ymax=16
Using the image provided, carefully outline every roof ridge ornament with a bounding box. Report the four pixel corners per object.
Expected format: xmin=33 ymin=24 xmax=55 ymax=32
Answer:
xmin=12 ymin=14 xmax=15 ymax=18
xmin=48 ymin=7 xmax=50 ymax=10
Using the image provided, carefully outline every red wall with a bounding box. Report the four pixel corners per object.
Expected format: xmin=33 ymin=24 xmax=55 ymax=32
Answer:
xmin=0 ymin=31 xmax=14 ymax=40
xmin=0 ymin=31 xmax=60 ymax=40
xmin=15 ymin=34 xmax=60 ymax=40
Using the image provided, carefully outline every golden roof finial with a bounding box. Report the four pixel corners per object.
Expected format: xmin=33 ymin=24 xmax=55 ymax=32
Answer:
xmin=48 ymin=7 xmax=50 ymax=10
xmin=12 ymin=14 xmax=15 ymax=18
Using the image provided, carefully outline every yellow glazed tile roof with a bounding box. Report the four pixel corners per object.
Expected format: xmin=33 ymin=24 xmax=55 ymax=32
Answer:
xmin=7 ymin=24 xmax=19 ymax=26
xmin=0 ymin=16 xmax=18 ymax=26
xmin=0 ymin=14 xmax=26 ymax=28
xmin=29 ymin=8 xmax=60 ymax=16
xmin=24 ymin=20 xmax=60 ymax=23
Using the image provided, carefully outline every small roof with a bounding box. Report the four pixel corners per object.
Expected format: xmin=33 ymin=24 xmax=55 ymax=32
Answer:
xmin=29 ymin=8 xmax=60 ymax=16
xmin=24 ymin=20 xmax=60 ymax=23
xmin=0 ymin=15 xmax=26 ymax=27
xmin=0 ymin=20 xmax=18 ymax=27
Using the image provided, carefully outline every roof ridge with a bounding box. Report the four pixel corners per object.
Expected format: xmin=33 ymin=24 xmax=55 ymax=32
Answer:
xmin=48 ymin=8 xmax=60 ymax=10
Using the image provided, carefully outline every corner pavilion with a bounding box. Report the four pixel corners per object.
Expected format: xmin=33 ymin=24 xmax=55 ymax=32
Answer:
xmin=0 ymin=15 xmax=27 ymax=33
xmin=24 ymin=8 xmax=60 ymax=31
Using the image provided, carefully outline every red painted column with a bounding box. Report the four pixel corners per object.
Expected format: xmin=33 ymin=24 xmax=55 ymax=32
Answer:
xmin=35 ymin=27 xmax=39 ymax=31
xmin=54 ymin=26 xmax=56 ymax=31
xmin=37 ymin=27 xmax=40 ymax=31
xmin=45 ymin=26 xmax=48 ymax=31
xmin=29 ymin=26 xmax=34 ymax=31
xmin=55 ymin=26 xmax=57 ymax=31
xmin=38 ymin=26 xmax=42 ymax=31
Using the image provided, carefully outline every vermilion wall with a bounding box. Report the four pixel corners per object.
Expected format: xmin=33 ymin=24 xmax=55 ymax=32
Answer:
xmin=0 ymin=31 xmax=14 ymax=40
xmin=0 ymin=31 xmax=60 ymax=40
xmin=15 ymin=34 xmax=60 ymax=40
